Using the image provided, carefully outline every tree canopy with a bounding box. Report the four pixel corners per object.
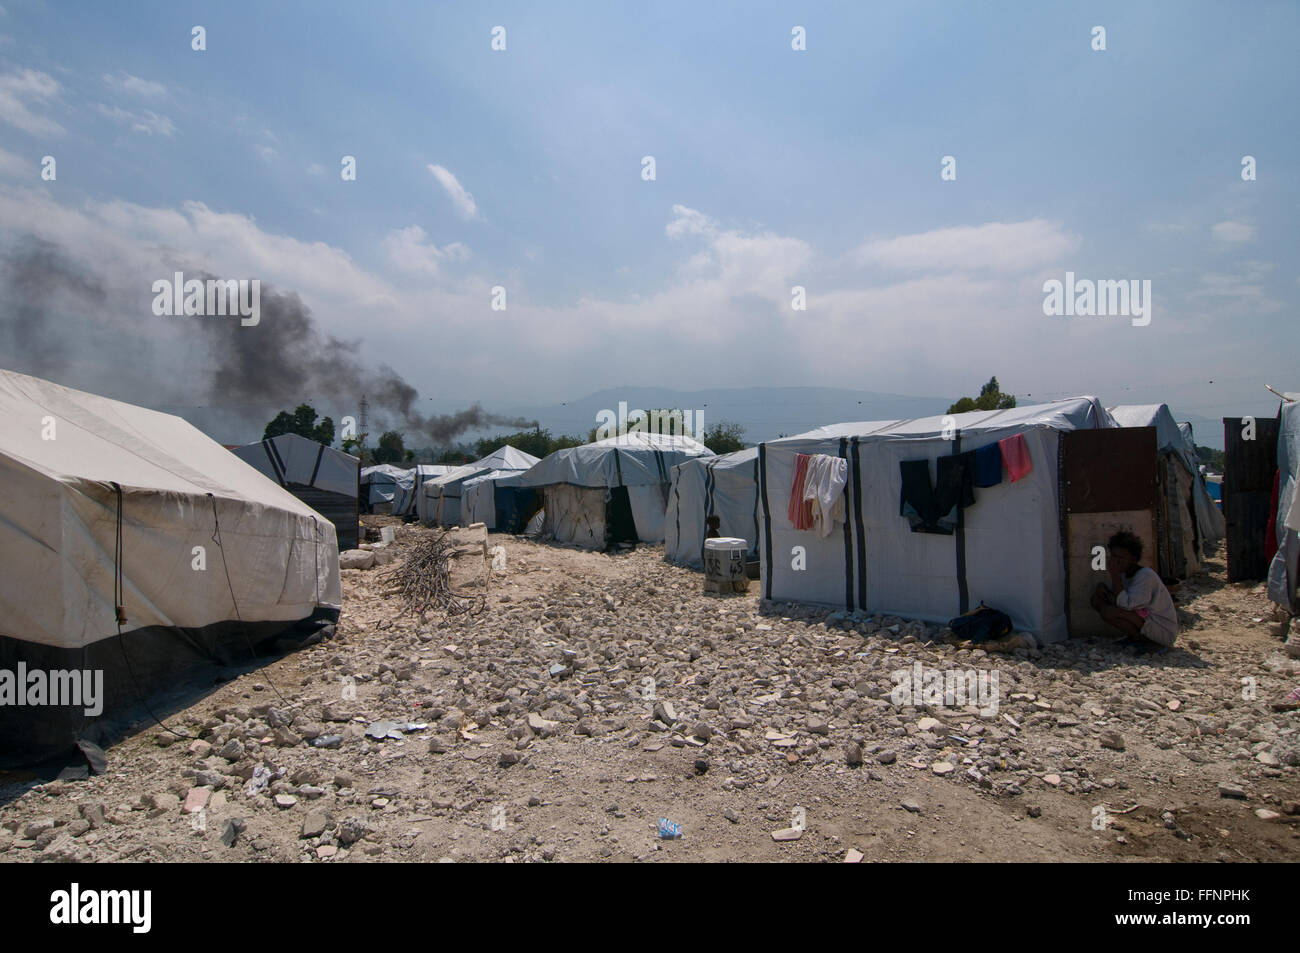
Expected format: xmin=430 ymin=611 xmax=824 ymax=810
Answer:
xmin=263 ymin=404 xmax=335 ymax=446
xmin=371 ymin=430 xmax=406 ymax=464
xmin=702 ymin=420 xmax=747 ymax=454
xmin=947 ymin=377 xmax=1017 ymax=415
xmin=475 ymin=428 xmax=585 ymax=461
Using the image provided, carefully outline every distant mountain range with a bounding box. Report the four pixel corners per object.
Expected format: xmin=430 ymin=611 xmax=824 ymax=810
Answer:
xmin=171 ymin=385 xmax=1229 ymax=451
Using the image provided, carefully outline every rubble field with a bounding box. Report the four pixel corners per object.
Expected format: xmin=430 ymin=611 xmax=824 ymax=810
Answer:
xmin=2 ymin=519 xmax=1299 ymax=863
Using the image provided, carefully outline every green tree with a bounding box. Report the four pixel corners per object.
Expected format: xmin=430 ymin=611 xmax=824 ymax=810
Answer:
xmin=372 ymin=430 xmax=406 ymax=464
xmin=477 ymin=428 xmax=585 ymax=460
xmin=702 ymin=420 xmax=747 ymax=454
xmin=437 ymin=445 xmax=474 ymax=465
xmin=263 ymin=403 xmax=335 ymax=445
xmin=1196 ymin=445 xmax=1225 ymax=471
xmin=948 ymin=377 xmax=1017 ymax=415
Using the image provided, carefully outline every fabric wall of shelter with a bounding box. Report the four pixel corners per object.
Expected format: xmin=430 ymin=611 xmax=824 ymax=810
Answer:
xmin=665 ymin=464 xmax=706 ymax=566
xmin=542 ymin=485 xmax=606 ymax=548
xmin=463 ymin=478 xmax=496 ymax=528
xmin=1268 ymin=398 xmax=1300 ymax=611
xmin=665 ymin=454 xmax=760 ymax=568
xmin=760 ymin=428 xmax=1068 ymax=642
xmin=627 ymin=484 xmax=669 ymax=543
xmin=232 ymin=434 xmax=359 ymax=499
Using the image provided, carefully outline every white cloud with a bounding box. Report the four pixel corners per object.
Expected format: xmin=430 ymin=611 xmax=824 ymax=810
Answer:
xmin=382 ymin=225 xmax=469 ymax=275
xmin=103 ymin=72 xmax=168 ymax=98
xmin=306 ymin=162 xmax=326 ymax=176
xmin=848 ymin=219 xmax=1078 ymax=273
xmin=0 ymin=68 xmax=63 ymax=136
xmin=96 ymin=104 xmax=175 ymax=137
xmin=0 ymin=189 xmax=1262 ymax=414
xmin=0 ymin=146 xmax=27 ymax=178
xmin=665 ymin=204 xmax=717 ymax=239
xmin=256 ymin=144 xmax=277 ymax=160
xmin=427 ymin=164 xmax=479 ymax=220
xmin=1211 ymin=220 xmax=1254 ymax=243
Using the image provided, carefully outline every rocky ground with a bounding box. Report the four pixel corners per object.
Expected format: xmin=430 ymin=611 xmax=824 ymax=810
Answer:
xmin=2 ymin=520 xmax=1299 ymax=863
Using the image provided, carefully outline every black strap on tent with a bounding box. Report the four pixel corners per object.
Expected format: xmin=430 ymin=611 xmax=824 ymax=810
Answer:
xmin=107 ymin=481 xmax=187 ymax=739
xmin=839 ymin=437 xmax=854 ymax=609
xmin=261 ymin=439 xmax=286 ymax=485
xmin=309 ymin=442 xmax=325 ymax=488
xmin=758 ymin=443 xmax=773 ymax=600
xmin=672 ymin=473 xmax=681 ymax=553
xmin=954 ymin=430 xmax=969 ymax=615
xmin=852 ymin=437 xmax=867 ymax=610
xmin=751 ymin=456 xmax=760 ymax=558
xmin=704 ymin=459 xmax=716 ymax=520
xmin=613 ymin=449 xmax=624 ymax=486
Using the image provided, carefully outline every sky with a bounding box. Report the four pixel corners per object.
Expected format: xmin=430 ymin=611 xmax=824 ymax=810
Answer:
xmin=0 ymin=0 xmax=1295 ymax=442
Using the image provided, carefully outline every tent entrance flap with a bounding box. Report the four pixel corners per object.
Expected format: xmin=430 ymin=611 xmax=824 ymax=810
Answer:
xmin=605 ymin=487 xmax=637 ymax=547
xmin=1061 ymin=426 xmax=1158 ymax=638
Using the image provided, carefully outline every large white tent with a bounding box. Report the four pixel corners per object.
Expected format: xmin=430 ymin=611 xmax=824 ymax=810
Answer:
xmin=232 ymin=433 xmax=360 ymax=548
xmin=757 ymin=398 xmax=1115 ymax=643
xmin=416 ymin=445 xmax=540 ymax=524
xmin=0 ymin=369 xmax=341 ymax=757
xmin=1268 ymin=394 xmax=1300 ymax=615
xmin=1109 ymin=403 xmax=1225 ymax=576
xmin=664 ymin=447 xmax=760 ymax=569
xmin=517 ymin=432 xmax=713 ymax=548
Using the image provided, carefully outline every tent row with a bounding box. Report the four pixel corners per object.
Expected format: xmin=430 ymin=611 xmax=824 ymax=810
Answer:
xmin=0 ymin=369 xmax=341 ymax=760
xmin=662 ymin=398 xmax=1230 ymax=644
xmin=416 ymin=445 xmax=540 ymax=527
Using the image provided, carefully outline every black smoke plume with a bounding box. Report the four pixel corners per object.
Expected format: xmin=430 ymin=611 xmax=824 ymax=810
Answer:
xmin=190 ymin=278 xmax=536 ymax=443
xmin=0 ymin=237 xmax=104 ymax=374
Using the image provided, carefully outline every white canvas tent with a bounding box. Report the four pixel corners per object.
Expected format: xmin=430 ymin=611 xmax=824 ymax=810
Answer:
xmin=232 ymin=433 xmax=361 ymax=549
xmin=0 ymin=369 xmax=341 ymax=757
xmin=664 ymin=447 xmax=760 ymax=569
xmin=517 ymin=432 xmax=713 ymax=548
xmin=1268 ymin=394 xmax=1300 ymax=614
xmin=757 ymin=397 xmax=1115 ymax=643
xmin=416 ymin=445 xmax=540 ymax=525
xmin=1109 ymin=403 xmax=1225 ymax=577
xmin=360 ymin=463 xmax=412 ymax=513
xmin=391 ymin=463 xmax=453 ymax=517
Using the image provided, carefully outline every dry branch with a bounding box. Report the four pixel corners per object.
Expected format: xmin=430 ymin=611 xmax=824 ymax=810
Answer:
xmin=381 ymin=531 xmax=485 ymax=617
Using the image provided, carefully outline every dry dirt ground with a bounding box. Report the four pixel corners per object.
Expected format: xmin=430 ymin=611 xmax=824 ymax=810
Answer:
xmin=2 ymin=519 xmax=1299 ymax=863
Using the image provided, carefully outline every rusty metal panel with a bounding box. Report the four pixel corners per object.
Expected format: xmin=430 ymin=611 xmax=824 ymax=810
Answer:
xmin=1223 ymin=416 xmax=1279 ymax=581
xmin=1062 ymin=428 xmax=1159 ymax=637
xmin=1062 ymin=427 xmax=1158 ymax=513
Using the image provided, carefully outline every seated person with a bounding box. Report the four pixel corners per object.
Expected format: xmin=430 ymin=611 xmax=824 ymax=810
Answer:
xmin=1089 ymin=530 xmax=1178 ymax=653
xmin=705 ymin=515 xmax=721 ymax=539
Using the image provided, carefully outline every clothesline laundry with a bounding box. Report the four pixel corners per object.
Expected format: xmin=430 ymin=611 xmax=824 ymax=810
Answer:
xmin=803 ymin=453 xmax=848 ymax=538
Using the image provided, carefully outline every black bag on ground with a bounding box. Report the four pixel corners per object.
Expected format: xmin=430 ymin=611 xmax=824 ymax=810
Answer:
xmin=948 ymin=602 xmax=1013 ymax=644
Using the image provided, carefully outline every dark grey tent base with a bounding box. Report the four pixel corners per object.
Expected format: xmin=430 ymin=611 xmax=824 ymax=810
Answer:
xmin=0 ymin=610 xmax=337 ymax=766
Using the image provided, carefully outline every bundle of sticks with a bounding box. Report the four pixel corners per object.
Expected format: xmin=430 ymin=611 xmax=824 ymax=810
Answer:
xmin=381 ymin=531 xmax=485 ymax=617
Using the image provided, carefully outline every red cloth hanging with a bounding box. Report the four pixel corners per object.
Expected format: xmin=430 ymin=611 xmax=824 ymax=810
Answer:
xmin=788 ymin=453 xmax=815 ymax=530
xmin=998 ymin=433 xmax=1033 ymax=483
